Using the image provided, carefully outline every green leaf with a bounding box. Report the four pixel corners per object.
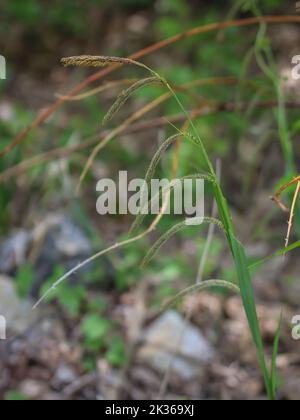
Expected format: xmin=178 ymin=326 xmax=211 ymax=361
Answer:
xmin=57 ymin=285 xmax=85 ymax=318
xmin=105 ymin=337 xmax=128 ymax=367
xmin=155 ymin=17 xmax=184 ymax=38
xmin=39 ymin=266 xmax=66 ymax=302
xmin=230 ymin=233 xmax=273 ymax=400
xmin=249 ymin=240 xmax=300 ymax=271
xmin=81 ymin=314 xmax=111 ymax=341
xmin=4 ymin=391 xmax=28 ymax=401
xmin=87 ymin=297 xmax=108 ymax=313
xmin=16 ymin=264 xmax=34 ymax=298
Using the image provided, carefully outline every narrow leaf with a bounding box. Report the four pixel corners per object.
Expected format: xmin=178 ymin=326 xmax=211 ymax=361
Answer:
xmin=230 ymin=233 xmax=272 ymax=399
xmin=249 ymin=240 xmax=300 ymax=271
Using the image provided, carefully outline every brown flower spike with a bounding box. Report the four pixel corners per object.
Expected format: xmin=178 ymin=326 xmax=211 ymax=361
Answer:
xmin=61 ymin=55 xmax=140 ymax=68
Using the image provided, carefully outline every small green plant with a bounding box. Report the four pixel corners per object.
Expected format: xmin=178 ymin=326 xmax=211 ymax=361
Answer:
xmin=105 ymin=337 xmax=128 ymax=368
xmin=16 ymin=264 xmax=35 ymax=298
xmin=81 ymin=313 xmax=128 ymax=367
xmin=81 ymin=313 xmax=112 ymax=352
xmin=38 ymin=266 xmax=128 ymax=367
xmin=39 ymin=266 xmax=85 ymax=318
xmin=4 ymin=391 xmax=29 ymax=401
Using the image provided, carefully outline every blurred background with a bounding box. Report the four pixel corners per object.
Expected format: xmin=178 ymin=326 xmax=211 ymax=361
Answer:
xmin=0 ymin=0 xmax=300 ymax=400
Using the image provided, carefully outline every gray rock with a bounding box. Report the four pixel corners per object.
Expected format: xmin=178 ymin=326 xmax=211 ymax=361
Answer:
xmin=0 ymin=230 xmax=31 ymax=274
xmin=18 ymin=379 xmax=48 ymax=399
xmin=0 ymin=215 xmax=94 ymax=296
xmin=138 ymin=310 xmax=214 ymax=380
xmin=54 ymin=363 xmax=77 ymax=385
xmin=282 ymin=277 xmax=300 ymax=306
xmin=41 ymin=215 xmax=91 ymax=259
xmin=33 ymin=215 xmax=93 ymax=293
xmin=0 ymin=215 xmax=92 ymax=273
xmin=252 ymin=256 xmax=285 ymax=300
xmin=0 ymin=275 xmax=37 ymax=336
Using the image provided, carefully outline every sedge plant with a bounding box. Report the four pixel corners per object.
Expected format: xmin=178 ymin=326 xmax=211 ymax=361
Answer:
xmin=33 ymin=54 xmax=289 ymax=400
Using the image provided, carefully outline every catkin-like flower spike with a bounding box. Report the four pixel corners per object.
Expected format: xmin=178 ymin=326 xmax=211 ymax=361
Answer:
xmin=130 ymin=134 xmax=181 ymax=234
xmin=144 ymin=134 xmax=181 ymax=186
xmin=61 ymin=55 xmax=142 ymax=68
xmin=163 ymin=280 xmax=240 ymax=309
xmin=103 ymin=77 xmax=163 ymax=126
xmin=142 ymin=217 xmax=225 ymax=267
xmin=60 ymin=55 xmax=162 ymax=82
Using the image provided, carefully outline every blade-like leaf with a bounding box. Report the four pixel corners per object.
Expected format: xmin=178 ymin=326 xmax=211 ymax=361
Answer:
xmin=249 ymin=240 xmax=300 ymax=271
xmin=230 ymin=233 xmax=273 ymax=400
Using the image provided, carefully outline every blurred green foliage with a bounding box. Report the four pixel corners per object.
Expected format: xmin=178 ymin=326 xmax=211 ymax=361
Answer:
xmin=0 ymin=0 xmax=189 ymax=40
xmin=4 ymin=391 xmax=29 ymax=401
xmin=16 ymin=264 xmax=35 ymax=298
